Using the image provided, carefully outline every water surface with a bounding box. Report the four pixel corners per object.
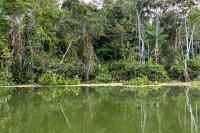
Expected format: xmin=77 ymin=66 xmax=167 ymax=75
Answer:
xmin=0 ymin=86 xmax=199 ymax=133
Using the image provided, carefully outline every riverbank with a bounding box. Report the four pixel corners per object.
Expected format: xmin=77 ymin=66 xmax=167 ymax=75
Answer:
xmin=0 ymin=81 xmax=199 ymax=88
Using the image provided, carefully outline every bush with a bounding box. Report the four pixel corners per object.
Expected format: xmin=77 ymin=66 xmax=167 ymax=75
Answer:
xmin=29 ymin=54 xmax=84 ymax=81
xmin=65 ymin=75 xmax=81 ymax=85
xmin=53 ymin=58 xmax=84 ymax=79
xmin=188 ymin=56 xmax=200 ymax=80
xmin=107 ymin=60 xmax=136 ymax=72
xmin=122 ymin=76 xmax=150 ymax=86
xmin=39 ymin=71 xmax=66 ymax=85
xmin=11 ymin=59 xmax=36 ymax=84
xmin=138 ymin=62 xmax=169 ymax=81
xmin=91 ymin=64 xmax=113 ymax=83
xmin=39 ymin=72 xmax=80 ymax=85
xmin=106 ymin=60 xmax=168 ymax=82
xmin=93 ymin=73 xmax=113 ymax=83
xmin=166 ymin=58 xmax=184 ymax=80
xmin=0 ymin=69 xmax=14 ymax=86
xmin=106 ymin=60 xmax=139 ymax=81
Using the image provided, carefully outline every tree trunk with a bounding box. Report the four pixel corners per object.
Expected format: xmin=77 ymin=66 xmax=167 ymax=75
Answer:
xmin=60 ymin=42 xmax=72 ymax=63
xmin=136 ymin=9 xmax=145 ymax=64
xmin=184 ymin=14 xmax=196 ymax=81
xmin=155 ymin=15 xmax=160 ymax=63
xmin=83 ymin=37 xmax=93 ymax=81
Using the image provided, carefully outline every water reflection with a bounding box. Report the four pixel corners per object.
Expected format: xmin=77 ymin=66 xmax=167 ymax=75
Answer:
xmin=0 ymin=86 xmax=199 ymax=133
xmin=140 ymin=100 xmax=146 ymax=133
xmin=185 ymin=87 xmax=198 ymax=133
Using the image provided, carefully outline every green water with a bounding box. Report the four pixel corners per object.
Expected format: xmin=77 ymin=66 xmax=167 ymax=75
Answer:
xmin=0 ymin=86 xmax=199 ymax=133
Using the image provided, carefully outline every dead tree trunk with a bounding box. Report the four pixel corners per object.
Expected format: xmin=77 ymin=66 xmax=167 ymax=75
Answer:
xmin=136 ymin=8 xmax=145 ymax=64
xmin=184 ymin=13 xmax=196 ymax=81
xmin=155 ymin=15 xmax=160 ymax=63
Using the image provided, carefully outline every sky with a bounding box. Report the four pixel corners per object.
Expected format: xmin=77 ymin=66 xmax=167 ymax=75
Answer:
xmin=58 ymin=0 xmax=103 ymax=9
xmin=84 ymin=0 xmax=92 ymax=3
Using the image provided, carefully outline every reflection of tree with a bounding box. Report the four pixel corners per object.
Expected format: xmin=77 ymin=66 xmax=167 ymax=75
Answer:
xmin=140 ymin=100 xmax=146 ymax=133
xmin=156 ymin=103 xmax=161 ymax=133
xmin=58 ymin=102 xmax=71 ymax=128
xmin=0 ymin=87 xmax=15 ymax=131
xmin=185 ymin=87 xmax=198 ymax=133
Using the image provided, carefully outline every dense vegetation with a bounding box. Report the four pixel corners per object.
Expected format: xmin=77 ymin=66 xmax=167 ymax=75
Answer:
xmin=1 ymin=0 xmax=200 ymax=85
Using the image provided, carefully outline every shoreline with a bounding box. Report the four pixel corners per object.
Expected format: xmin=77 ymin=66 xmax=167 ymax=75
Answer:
xmin=0 ymin=81 xmax=199 ymax=88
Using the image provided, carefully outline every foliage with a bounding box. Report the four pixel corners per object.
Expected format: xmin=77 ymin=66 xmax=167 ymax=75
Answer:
xmin=0 ymin=0 xmax=200 ymax=85
xmin=65 ymin=75 xmax=81 ymax=85
xmin=107 ymin=60 xmax=137 ymax=72
xmin=39 ymin=71 xmax=66 ymax=85
xmin=0 ymin=36 xmax=12 ymax=61
xmin=138 ymin=62 xmax=169 ymax=81
xmin=91 ymin=64 xmax=113 ymax=83
xmin=106 ymin=60 xmax=168 ymax=82
xmin=188 ymin=56 xmax=200 ymax=80
xmin=11 ymin=59 xmax=36 ymax=84
xmin=167 ymin=59 xmax=184 ymax=80
xmin=39 ymin=71 xmax=80 ymax=85
xmin=92 ymin=73 xmax=113 ymax=83
xmin=106 ymin=60 xmax=138 ymax=81
xmin=0 ymin=69 xmax=14 ymax=86
xmin=122 ymin=76 xmax=150 ymax=86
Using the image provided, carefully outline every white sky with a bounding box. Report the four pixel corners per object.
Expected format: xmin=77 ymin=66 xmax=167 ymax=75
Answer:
xmin=84 ymin=0 xmax=92 ymax=3
xmin=58 ymin=0 xmax=103 ymax=9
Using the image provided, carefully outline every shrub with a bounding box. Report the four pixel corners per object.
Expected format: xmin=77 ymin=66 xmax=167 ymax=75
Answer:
xmin=91 ymin=64 xmax=113 ymax=83
xmin=107 ymin=60 xmax=136 ymax=71
xmin=93 ymin=73 xmax=113 ymax=83
xmin=138 ymin=62 xmax=169 ymax=81
xmin=106 ymin=60 xmax=168 ymax=82
xmin=122 ymin=76 xmax=150 ymax=86
xmin=167 ymin=59 xmax=184 ymax=80
xmin=65 ymin=75 xmax=81 ymax=85
xmin=39 ymin=71 xmax=81 ymax=85
xmin=0 ymin=69 xmax=14 ymax=86
xmin=39 ymin=71 xmax=66 ymax=85
xmin=106 ymin=60 xmax=139 ymax=81
xmin=188 ymin=56 xmax=200 ymax=80
xmin=11 ymin=59 xmax=36 ymax=84
xmin=54 ymin=59 xmax=84 ymax=78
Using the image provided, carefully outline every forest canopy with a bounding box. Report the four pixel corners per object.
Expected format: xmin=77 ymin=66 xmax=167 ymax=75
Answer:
xmin=0 ymin=0 xmax=200 ymax=85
